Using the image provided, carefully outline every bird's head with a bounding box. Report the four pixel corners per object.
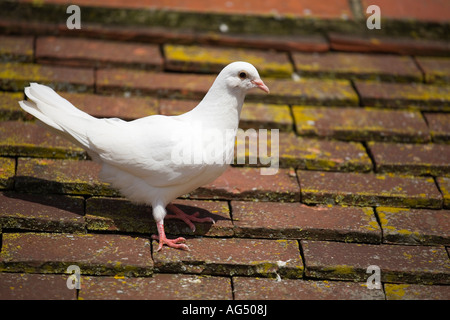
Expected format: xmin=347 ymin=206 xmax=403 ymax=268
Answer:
xmin=220 ymin=61 xmax=270 ymax=94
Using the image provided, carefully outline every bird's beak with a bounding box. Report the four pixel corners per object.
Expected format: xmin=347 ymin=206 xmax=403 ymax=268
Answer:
xmin=252 ymin=79 xmax=270 ymax=93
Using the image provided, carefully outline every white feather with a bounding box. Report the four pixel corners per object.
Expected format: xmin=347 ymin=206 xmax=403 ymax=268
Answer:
xmin=19 ymin=62 xmax=266 ymax=224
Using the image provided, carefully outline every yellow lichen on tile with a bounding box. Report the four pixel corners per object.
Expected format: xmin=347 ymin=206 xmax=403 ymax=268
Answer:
xmin=164 ymin=44 xmax=293 ymax=77
xmin=385 ymin=284 xmax=409 ymax=300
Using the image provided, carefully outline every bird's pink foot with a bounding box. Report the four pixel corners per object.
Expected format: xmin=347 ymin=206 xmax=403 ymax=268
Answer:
xmin=166 ymin=203 xmax=215 ymax=232
xmin=151 ymin=234 xmax=188 ymax=251
xmin=152 ymin=221 xmax=189 ymax=251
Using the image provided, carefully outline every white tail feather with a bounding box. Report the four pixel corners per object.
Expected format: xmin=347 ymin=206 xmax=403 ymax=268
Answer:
xmin=18 ymin=83 xmax=97 ymax=151
xmin=19 ymin=100 xmax=63 ymax=131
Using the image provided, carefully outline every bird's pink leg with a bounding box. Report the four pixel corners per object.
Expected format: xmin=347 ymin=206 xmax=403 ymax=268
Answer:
xmin=165 ymin=203 xmax=215 ymax=232
xmin=151 ymin=221 xmax=189 ymax=251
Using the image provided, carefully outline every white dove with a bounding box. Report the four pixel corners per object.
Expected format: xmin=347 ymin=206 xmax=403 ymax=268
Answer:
xmin=19 ymin=61 xmax=269 ymax=251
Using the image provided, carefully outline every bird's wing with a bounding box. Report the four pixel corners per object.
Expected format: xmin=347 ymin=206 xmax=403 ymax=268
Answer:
xmin=19 ymin=83 xmax=212 ymax=189
xmin=86 ymin=114 xmax=211 ymax=188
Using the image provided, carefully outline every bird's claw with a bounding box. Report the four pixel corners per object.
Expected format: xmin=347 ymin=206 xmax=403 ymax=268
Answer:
xmin=166 ymin=204 xmax=216 ymax=232
xmin=152 ymin=234 xmax=189 ymax=251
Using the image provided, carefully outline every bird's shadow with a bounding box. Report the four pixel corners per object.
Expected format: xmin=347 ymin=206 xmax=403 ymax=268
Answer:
xmin=86 ymin=196 xmax=231 ymax=236
xmin=2 ymin=189 xmax=85 ymax=216
xmin=166 ymin=202 xmax=231 ymax=236
xmin=2 ymin=178 xmax=231 ymax=237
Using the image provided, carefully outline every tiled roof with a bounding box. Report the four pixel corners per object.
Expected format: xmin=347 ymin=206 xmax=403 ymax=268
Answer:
xmin=0 ymin=0 xmax=449 ymax=300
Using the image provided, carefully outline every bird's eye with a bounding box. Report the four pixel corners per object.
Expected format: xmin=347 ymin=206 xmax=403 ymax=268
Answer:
xmin=239 ymin=71 xmax=247 ymax=79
